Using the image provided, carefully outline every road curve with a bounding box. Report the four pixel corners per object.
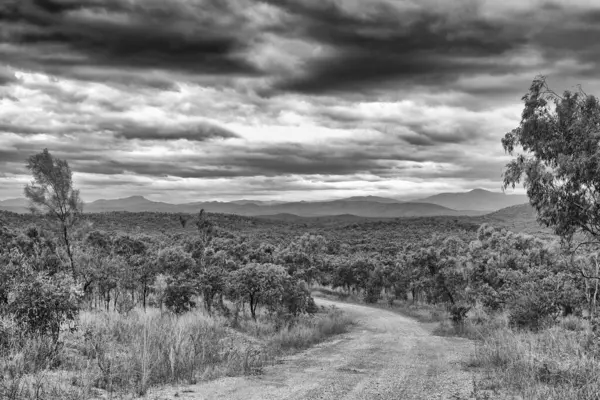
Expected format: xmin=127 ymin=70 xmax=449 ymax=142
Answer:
xmin=150 ymin=298 xmax=475 ymax=400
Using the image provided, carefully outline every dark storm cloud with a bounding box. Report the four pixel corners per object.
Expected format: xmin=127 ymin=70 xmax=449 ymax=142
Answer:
xmin=67 ymin=145 xmax=383 ymax=178
xmin=256 ymin=0 xmax=600 ymax=95
xmin=0 ymin=67 xmax=19 ymax=86
xmin=315 ymin=107 xmax=483 ymax=147
xmin=0 ymin=0 xmax=262 ymax=84
xmin=0 ymin=122 xmax=88 ymax=136
xmin=2 ymin=0 xmax=599 ymax=95
xmin=63 ymin=139 xmax=458 ymax=179
xmin=260 ymin=0 xmax=527 ymax=94
xmin=0 ymin=118 xmax=239 ymax=142
xmin=534 ymin=7 xmax=600 ymax=70
xmin=99 ymin=119 xmax=240 ymax=142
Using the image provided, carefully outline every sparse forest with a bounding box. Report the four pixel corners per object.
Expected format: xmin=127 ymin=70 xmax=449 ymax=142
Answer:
xmin=3 ymin=79 xmax=600 ymax=399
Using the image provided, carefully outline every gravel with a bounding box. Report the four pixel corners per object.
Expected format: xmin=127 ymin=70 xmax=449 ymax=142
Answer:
xmin=148 ymin=299 xmax=476 ymax=400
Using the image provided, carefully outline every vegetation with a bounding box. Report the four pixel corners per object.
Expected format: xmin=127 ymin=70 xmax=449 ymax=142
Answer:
xmin=3 ymin=78 xmax=600 ymax=399
xmin=0 ymin=150 xmax=356 ymax=399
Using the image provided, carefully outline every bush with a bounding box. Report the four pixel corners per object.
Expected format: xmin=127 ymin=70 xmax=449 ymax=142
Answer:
xmin=9 ymin=271 xmax=81 ymax=341
xmin=450 ymin=304 xmax=471 ymax=325
xmin=164 ymin=282 xmax=196 ymax=314
xmin=508 ymin=294 xmax=558 ymax=331
xmin=282 ymin=280 xmax=312 ymax=317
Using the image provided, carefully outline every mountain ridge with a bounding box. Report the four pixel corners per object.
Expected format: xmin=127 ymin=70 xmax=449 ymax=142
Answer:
xmin=414 ymin=188 xmax=527 ymax=211
xmin=0 ymin=189 xmax=527 ymax=218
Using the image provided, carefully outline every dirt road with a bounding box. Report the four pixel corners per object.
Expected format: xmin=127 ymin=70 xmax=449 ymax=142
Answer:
xmin=151 ymin=299 xmax=476 ymax=400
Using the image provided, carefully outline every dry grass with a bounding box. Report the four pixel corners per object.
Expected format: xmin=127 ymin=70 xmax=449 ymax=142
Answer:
xmin=0 ymin=305 xmax=353 ymax=399
xmin=468 ymin=317 xmax=600 ymax=400
xmin=268 ymin=308 xmax=354 ymax=351
xmin=386 ymin=300 xmax=449 ymax=324
xmin=433 ymin=306 xmax=510 ymax=340
xmin=311 ymin=285 xmax=449 ymax=324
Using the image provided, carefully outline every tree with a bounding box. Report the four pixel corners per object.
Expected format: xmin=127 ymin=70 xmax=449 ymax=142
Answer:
xmin=227 ymin=263 xmax=289 ymax=321
xmin=196 ymin=265 xmax=225 ymax=315
xmin=24 ymin=149 xmax=83 ymax=276
xmin=502 ymin=76 xmax=600 ymax=244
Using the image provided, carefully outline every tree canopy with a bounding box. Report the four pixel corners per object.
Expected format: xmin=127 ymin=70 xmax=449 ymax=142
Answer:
xmin=503 ymin=77 xmax=600 ymax=245
xmin=24 ymin=149 xmax=83 ymax=274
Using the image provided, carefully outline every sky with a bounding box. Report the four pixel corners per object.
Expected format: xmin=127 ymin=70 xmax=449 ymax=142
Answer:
xmin=1 ymin=0 xmax=600 ymax=203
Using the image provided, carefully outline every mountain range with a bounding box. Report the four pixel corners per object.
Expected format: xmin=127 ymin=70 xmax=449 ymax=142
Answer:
xmin=414 ymin=188 xmax=528 ymax=211
xmin=0 ymin=189 xmax=528 ymax=218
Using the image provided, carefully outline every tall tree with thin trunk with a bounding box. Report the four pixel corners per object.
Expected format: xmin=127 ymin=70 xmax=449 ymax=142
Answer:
xmin=24 ymin=149 xmax=83 ymax=276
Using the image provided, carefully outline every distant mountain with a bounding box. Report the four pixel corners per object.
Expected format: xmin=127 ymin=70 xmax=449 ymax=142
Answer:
xmin=0 ymin=198 xmax=28 ymax=213
xmin=484 ymin=203 xmax=537 ymax=221
xmin=223 ymin=200 xmax=481 ymax=218
xmin=477 ymin=203 xmax=552 ymax=236
xmin=0 ymin=198 xmax=26 ymax=207
xmin=228 ymin=200 xmax=287 ymax=206
xmin=86 ymin=196 xmax=178 ymax=213
xmin=338 ymin=195 xmax=402 ymax=203
xmin=0 ymin=196 xmax=483 ymax=218
xmin=415 ymin=189 xmax=528 ymax=211
xmin=5 ymin=189 xmax=537 ymax=218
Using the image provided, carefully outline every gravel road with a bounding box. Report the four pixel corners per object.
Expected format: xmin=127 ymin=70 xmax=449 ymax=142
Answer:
xmin=150 ymin=298 xmax=476 ymax=400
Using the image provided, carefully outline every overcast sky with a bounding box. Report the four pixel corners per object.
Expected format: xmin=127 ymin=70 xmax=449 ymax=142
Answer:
xmin=1 ymin=0 xmax=599 ymax=202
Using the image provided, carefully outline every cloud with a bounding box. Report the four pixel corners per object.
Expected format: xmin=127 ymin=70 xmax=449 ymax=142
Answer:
xmin=257 ymin=0 xmax=600 ymax=96
xmin=257 ymin=0 xmax=525 ymax=94
xmin=2 ymin=0 xmax=600 ymax=202
xmin=100 ymin=119 xmax=240 ymax=142
xmin=0 ymin=0 xmax=268 ymax=86
xmin=0 ymin=66 xmax=19 ymax=86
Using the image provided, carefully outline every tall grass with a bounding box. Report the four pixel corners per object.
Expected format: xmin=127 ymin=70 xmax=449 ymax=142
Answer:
xmin=268 ymin=309 xmax=353 ymax=351
xmin=311 ymin=285 xmax=449 ymax=324
xmin=469 ymin=317 xmax=600 ymax=400
xmin=0 ymin=306 xmax=353 ymax=399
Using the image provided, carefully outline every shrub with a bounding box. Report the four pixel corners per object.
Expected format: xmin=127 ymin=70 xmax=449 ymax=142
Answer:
xmin=450 ymin=304 xmax=471 ymax=325
xmin=282 ymin=280 xmax=312 ymax=317
xmin=164 ymin=281 xmax=196 ymax=314
xmin=9 ymin=271 xmax=81 ymax=342
xmin=227 ymin=263 xmax=289 ymax=320
xmin=508 ymin=294 xmax=558 ymax=331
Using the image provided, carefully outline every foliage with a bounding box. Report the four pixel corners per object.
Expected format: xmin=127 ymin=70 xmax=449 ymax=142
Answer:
xmin=503 ymin=76 xmax=600 ymax=244
xmin=228 ymin=263 xmax=290 ymax=320
xmin=196 ymin=266 xmax=226 ymax=315
xmin=163 ymin=279 xmax=196 ymax=315
xmin=24 ymin=149 xmax=83 ymax=275
xmin=4 ymin=260 xmax=81 ymax=342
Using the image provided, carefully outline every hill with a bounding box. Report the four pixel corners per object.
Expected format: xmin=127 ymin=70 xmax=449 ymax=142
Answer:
xmin=0 ymin=198 xmax=27 ymax=213
xmin=188 ymin=200 xmax=481 ymax=218
xmin=337 ymin=195 xmax=402 ymax=203
xmin=476 ymin=203 xmax=552 ymax=235
xmin=86 ymin=196 xmax=178 ymax=213
xmin=415 ymin=189 xmax=528 ymax=211
xmin=0 ymin=190 xmax=536 ymax=220
xmin=1 ymin=196 xmax=482 ymax=218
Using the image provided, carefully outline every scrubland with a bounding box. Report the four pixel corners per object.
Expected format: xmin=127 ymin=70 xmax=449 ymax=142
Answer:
xmin=1 ymin=304 xmax=353 ymax=399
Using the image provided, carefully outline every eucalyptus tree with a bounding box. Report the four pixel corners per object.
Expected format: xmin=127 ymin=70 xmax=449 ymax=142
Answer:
xmin=502 ymin=77 xmax=600 ymax=318
xmin=503 ymin=77 xmax=600 ymax=246
xmin=24 ymin=149 xmax=83 ymax=276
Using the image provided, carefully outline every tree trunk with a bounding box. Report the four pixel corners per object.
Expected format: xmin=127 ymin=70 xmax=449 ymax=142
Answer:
xmin=593 ymin=257 xmax=599 ymax=323
xmin=113 ymin=290 xmax=119 ymax=311
xmin=142 ymin=284 xmax=148 ymax=310
xmin=250 ymin=294 xmax=257 ymax=321
xmin=62 ymin=223 xmax=75 ymax=277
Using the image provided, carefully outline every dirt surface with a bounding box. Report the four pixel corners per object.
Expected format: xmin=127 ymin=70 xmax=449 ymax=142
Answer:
xmin=149 ymin=299 xmax=476 ymax=400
